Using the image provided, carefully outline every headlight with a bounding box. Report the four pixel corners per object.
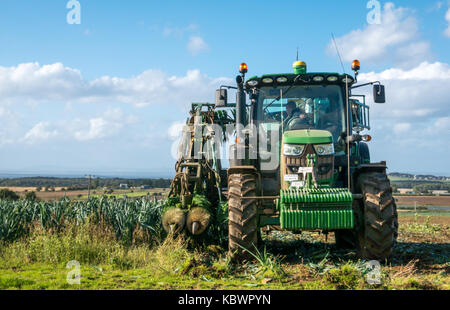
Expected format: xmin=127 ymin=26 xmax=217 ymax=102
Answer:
xmin=313 ymin=75 xmax=324 ymax=82
xmin=314 ymin=143 xmax=335 ymax=156
xmin=247 ymin=80 xmax=258 ymax=87
xmin=342 ymin=76 xmax=354 ymax=83
xmin=276 ymin=76 xmax=288 ymax=83
xmin=327 ymin=76 xmax=338 ymax=82
xmin=262 ymin=77 xmax=274 ymax=84
xmin=283 ymin=144 xmax=305 ymax=156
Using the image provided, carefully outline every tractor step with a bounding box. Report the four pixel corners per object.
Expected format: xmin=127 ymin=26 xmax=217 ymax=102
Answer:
xmin=278 ymin=188 xmax=354 ymax=230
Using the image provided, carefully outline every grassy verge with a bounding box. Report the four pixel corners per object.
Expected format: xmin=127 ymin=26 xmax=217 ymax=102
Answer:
xmin=0 ymin=213 xmax=448 ymax=290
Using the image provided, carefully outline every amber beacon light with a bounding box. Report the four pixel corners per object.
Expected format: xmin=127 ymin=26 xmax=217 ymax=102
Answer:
xmin=239 ymin=62 xmax=248 ymax=74
xmin=352 ymin=59 xmax=361 ymax=72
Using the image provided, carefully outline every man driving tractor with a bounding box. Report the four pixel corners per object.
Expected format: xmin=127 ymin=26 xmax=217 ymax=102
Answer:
xmin=284 ymin=100 xmax=313 ymax=130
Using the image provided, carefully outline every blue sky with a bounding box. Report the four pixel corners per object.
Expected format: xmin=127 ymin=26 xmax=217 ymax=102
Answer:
xmin=0 ymin=0 xmax=450 ymax=177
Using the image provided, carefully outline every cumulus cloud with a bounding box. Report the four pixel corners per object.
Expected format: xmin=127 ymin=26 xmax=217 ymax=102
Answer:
xmin=73 ymin=117 xmax=122 ymax=141
xmin=0 ymin=62 xmax=84 ymax=101
xmin=353 ymin=61 xmax=450 ymax=167
xmin=445 ymin=8 xmax=450 ymax=37
xmin=359 ymin=61 xmax=450 ymax=121
xmin=327 ymin=2 xmax=432 ymax=67
xmin=22 ymin=122 xmax=59 ymax=144
xmin=187 ymin=36 xmax=209 ymax=56
xmin=68 ymin=107 xmax=138 ymax=142
xmin=351 ymin=61 xmax=450 ymax=173
xmin=0 ymin=61 xmax=231 ymax=149
xmin=0 ymin=62 xmax=231 ymax=107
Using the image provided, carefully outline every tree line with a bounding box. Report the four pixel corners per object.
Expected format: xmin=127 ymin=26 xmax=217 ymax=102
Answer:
xmin=0 ymin=177 xmax=172 ymax=189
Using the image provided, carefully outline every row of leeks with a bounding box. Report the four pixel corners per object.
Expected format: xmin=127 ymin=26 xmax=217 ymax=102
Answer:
xmin=0 ymin=197 xmax=164 ymax=244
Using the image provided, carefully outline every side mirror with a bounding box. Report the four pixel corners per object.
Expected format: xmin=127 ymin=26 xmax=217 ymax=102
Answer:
xmin=373 ymin=85 xmax=385 ymax=103
xmin=215 ymin=89 xmax=227 ymax=107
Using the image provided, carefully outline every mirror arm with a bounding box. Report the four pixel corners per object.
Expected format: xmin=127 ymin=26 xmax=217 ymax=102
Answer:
xmin=351 ymin=81 xmax=381 ymax=90
xmin=220 ymin=85 xmax=237 ymax=90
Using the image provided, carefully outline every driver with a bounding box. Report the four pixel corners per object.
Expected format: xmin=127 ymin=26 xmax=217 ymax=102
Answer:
xmin=284 ymin=100 xmax=312 ymax=129
xmin=285 ymin=101 xmax=301 ymax=121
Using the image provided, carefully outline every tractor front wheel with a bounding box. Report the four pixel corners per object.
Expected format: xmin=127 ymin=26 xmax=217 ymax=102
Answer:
xmin=228 ymin=173 xmax=258 ymax=261
xmin=357 ymin=172 xmax=398 ymax=261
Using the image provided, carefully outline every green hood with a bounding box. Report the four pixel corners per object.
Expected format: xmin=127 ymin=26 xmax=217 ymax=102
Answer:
xmin=283 ymin=129 xmax=333 ymax=144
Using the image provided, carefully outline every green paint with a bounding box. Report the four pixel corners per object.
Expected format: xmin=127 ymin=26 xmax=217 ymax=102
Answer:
xmin=283 ymin=129 xmax=332 ymax=145
xmin=278 ymin=187 xmax=354 ymax=230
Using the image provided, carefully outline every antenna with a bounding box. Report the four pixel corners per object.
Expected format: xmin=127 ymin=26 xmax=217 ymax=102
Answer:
xmin=331 ymin=33 xmax=351 ymax=190
xmin=331 ymin=33 xmax=346 ymax=74
xmin=296 ymin=47 xmax=299 ymax=61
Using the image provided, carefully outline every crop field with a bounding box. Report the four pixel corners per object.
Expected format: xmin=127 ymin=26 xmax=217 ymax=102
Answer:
xmin=0 ymin=196 xmax=448 ymax=290
xmin=0 ymin=186 xmax=169 ymax=202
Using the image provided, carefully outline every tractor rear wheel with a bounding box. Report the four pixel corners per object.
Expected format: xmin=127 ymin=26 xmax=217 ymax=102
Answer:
xmin=228 ymin=173 xmax=258 ymax=261
xmin=357 ymin=172 xmax=398 ymax=261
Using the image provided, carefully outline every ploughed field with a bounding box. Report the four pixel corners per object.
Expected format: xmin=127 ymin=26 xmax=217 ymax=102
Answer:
xmin=0 ymin=195 xmax=448 ymax=290
xmin=394 ymin=195 xmax=450 ymax=207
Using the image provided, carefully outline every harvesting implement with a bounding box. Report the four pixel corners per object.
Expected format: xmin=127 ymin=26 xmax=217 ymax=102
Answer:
xmin=166 ymin=58 xmax=398 ymax=261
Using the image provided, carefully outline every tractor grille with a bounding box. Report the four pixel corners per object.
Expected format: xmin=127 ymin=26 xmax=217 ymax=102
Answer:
xmin=284 ymin=144 xmax=334 ymax=181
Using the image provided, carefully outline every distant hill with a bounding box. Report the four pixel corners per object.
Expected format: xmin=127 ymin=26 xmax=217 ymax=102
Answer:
xmin=389 ymin=172 xmax=450 ymax=182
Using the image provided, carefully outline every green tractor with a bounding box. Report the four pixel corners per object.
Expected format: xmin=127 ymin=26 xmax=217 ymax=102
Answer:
xmin=165 ymin=59 xmax=398 ymax=262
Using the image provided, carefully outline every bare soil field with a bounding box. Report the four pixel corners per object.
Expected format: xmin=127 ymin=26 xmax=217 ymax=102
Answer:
xmin=394 ymin=195 xmax=450 ymax=206
xmin=0 ymin=186 xmax=64 ymax=192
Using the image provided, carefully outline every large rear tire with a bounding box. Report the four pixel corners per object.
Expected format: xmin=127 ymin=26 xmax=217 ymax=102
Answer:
xmin=357 ymin=172 xmax=398 ymax=261
xmin=228 ymin=173 xmax=258 ymax=261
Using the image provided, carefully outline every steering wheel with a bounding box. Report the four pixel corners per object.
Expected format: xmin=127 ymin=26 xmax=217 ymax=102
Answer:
xmin=286 ymin=115 xmax=313 ymax=130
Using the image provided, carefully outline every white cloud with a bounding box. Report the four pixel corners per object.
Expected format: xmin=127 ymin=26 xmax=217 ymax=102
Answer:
xmin=22 ymin=122 xmax=59 ymax=144
xmin=354 ymin=61 xmax=450 ymax=165
xmin=0 ymin=63 xmax=231 ymax=107
xmin=69 ymin=108 xmax=137 ymax=142
xmin=445 ymin=8 xmax=450 ymax=37
xmin=327 ymin=3 xmax=431 ymax=67
xmin=357 ymin=62 xmax=450 ymax=172
xmin=0 ymin=62 xmax=84 ymax=101
xmin=359 ymin=61 xmax=450 ymax=122
xmin=73 ymin=117 xmax=121 ymax=141
xmin=187 ymin=36 xmax=209 ymax=56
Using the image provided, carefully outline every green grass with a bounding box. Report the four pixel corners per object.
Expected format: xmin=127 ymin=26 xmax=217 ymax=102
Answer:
xmin=0 ymin=220 xmax=448 ymax=290
xmin=0 ymin=199 xmax=448 ymax=291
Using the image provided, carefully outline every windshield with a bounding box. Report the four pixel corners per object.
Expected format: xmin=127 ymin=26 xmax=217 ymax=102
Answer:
xmin=257 ymin=85 xmax=346 ymax=153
